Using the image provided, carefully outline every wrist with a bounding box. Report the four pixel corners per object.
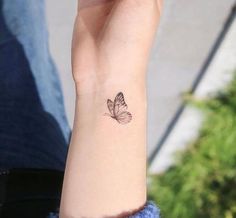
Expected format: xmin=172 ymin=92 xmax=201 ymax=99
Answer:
xmin=74 ymin=68 xmax=147 ymax=98
xmin=73 ymin=74 xmax=147 ymax=130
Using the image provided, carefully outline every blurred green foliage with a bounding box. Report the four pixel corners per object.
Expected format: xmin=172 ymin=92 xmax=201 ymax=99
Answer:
xmin=148 ymin=74 xmax=236 ymax=218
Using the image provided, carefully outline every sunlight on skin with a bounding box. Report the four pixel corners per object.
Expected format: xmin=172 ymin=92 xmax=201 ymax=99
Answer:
xmin=60 ymin=1 xmax=163 ymax=217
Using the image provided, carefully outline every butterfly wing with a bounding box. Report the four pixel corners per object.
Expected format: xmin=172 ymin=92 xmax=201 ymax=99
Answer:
xmin=114 ymin=92 xmax=128 ymax=115
xmin=107 ymin=99 xmax=114 ymax=116
xmin=116 ymin=111 xmax=132 ymax=124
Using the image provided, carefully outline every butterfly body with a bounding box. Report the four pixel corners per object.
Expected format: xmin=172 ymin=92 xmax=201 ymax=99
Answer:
xmin=105 ymin=92 xmax=132 ymax=125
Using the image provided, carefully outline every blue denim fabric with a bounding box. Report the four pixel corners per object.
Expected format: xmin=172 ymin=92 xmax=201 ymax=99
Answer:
xmin=47 ymin=201 xmax=160 ymax=218
xmin=0 ymin=0 xmax=70 ymax=171
xmin=2 ymin=0 xmax=70 ymax=143
xmin=129 ymin=201 xmax=160 ymax=218
xmin=0 ymin=0 xmax=160 ymax=217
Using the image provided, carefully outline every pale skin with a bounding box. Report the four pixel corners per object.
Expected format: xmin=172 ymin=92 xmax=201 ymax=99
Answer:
xmin=60 ymin=0 xmax=163 ymax=217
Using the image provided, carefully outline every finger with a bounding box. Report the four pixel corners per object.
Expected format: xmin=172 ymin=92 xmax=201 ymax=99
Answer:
xmin=157 ymin=0 xmax=164 ymax=15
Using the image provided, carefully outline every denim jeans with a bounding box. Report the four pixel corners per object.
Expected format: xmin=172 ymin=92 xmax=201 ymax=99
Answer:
xmin=0 ymin=0 xmax=70 ymax=171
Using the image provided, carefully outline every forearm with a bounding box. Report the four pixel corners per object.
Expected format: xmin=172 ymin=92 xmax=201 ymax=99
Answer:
xmin=60 ymin=73 xmax=147 ymax=218
xmin=60 ymin=0 xmax=162 ymax=217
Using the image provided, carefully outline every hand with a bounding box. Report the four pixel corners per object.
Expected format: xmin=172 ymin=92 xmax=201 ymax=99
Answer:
xmin=72 ymin=0 xmax=162 ymax=96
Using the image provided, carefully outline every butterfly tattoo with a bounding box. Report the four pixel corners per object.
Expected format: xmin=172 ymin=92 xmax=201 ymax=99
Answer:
xmin=104 ymin=92 xmax=132 ymax=125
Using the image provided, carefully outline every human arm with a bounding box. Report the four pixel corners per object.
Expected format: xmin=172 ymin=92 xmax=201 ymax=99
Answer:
xmin=59 ymin=0 xmax=163 ymax=217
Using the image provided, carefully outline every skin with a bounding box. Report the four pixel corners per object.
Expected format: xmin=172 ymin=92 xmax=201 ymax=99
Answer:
xmin=60 ymin=0 xmax=163 ymax=217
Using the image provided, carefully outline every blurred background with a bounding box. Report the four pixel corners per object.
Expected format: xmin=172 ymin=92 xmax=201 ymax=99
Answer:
xmin=46 ymin=1 xmax=236 ymax=217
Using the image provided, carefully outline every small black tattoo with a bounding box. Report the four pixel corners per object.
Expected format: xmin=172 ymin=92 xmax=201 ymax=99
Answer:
xmin=104 ymin=92 xmax=132 ymax=125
